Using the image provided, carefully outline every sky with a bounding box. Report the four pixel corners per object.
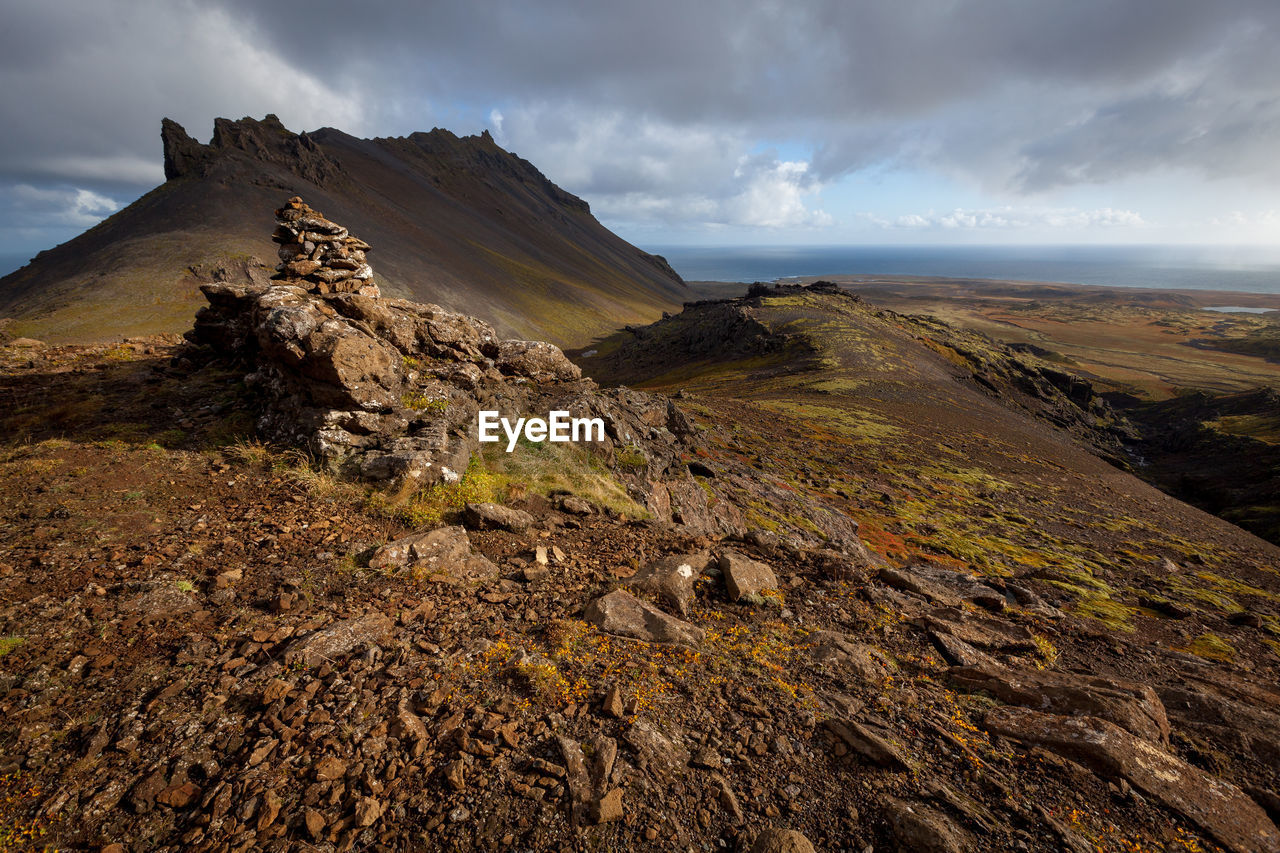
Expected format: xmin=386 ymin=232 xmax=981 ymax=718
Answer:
xmin=3 ymin=0 xmax=1280 ymax=260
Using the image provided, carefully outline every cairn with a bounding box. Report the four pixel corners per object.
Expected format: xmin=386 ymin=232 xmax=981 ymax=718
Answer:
xmin=271 ymin=196 xmax=380 ymax=297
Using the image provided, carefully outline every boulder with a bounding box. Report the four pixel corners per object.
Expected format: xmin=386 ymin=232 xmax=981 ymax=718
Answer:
xmin=630 ymin=552 xmax=712 ymax=615
xmin=803 ymin=631 xmax=894 ymax=682
xmin=496 ymin=339 xmax=582 ymax=382
xmin=983 ymin=706 xmax=1280 ymax=853
xmin=950 ymin=664 xmax=1170 ymax=745
xmin=584 ymin=590 xmax=704 ymax=646
xmin=925 ymin=609 xmax=1036 ymax=651
xmin=369 ymin=525 xmax=498 ymax=584
xmin=824 ymin=717 xmax=911 ymax=770
xmin=284 ymin=612 xmax=393 ymax=667
xmin=462 ymin=502 xmax=535 ymax=533
xmin=881 ymin=797 xmax=966 ymax=853
xmin=718 ymin=550 xmax=778 ymax=601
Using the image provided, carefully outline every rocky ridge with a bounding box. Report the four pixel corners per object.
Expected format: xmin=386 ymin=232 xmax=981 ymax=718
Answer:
xmin=590 ymin=281 xmax=1136 ymax=465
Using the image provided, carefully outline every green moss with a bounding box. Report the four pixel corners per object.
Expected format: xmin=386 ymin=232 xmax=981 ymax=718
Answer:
xmin=1071 ymin=594 xmax=1138 ymax=632
xmin=0 ymin=637 xmax=23 ymax=657
xmin=616 ymin=445 xmax=648 ymax=470
xmin=1183 ymin=633 xmax=1236 ymax=662
xmin=401 ymin=391 xmax=448 ymax=413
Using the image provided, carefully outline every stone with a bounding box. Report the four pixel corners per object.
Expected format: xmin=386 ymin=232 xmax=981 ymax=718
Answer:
xmin=718 ymin=550 xmax=778 ymax=601
xmin=285 ymin=612 xmax=392 ymax=667
xmin=950 ymin=664 xmax=1170 ymax=745
xmin=304 ymin=808 xmax=327 ymax=839
xmin=882 ymin=797 xmax=966 ymax=853
xmin=824 ymin=718 xmax=911 ymax=770
xmin=313 ymin=755 xmax=348 ymax=782
xmin=127 ymin=769 xmax=167 ymax=814
xmin=691 ymin=746 xmax=722 ymax=769
xmin=262 ymin=678 xmax=291 ymax=704
xmin=593 ymin=788 xmax=624 ymax=823
xmin=630 ymin=552 xmax=712 ymax=615
xmin=802 ymin=631 xmax=893 ymax=681
xmin=392 ymin=699 xmax=429 ymax=742
xmin=584 ymin=590 xmax=705 ymax=646
xmin=495 ymin=339 xmax=582 ymax=382
xmin=256 ymin=790 xmax=281 ymax=830
xmin=586 ymin=735 xmax=618 ymax=797
xmin=270 ymin=198 xmax=379 ymax=298
xmin=926 ymin=609 xmax=1036 ymax=651
xmin=983 ymin=706 xmax=1280 ymax=853
xmin=623 ymin=719 xmax=690 ymax=780
xmin=929 ymin=630 xmax=998 ymax=668
xmin=601 ymin=686 xmax=626 ymax=718
xmin=369 ymin=525 xmax=498 ymax=583
xmin=878 ymin=566 xmax=964 ymax=607
xmin=881 ymin=564 xmax=1009 ymax=611
xmin=155 ymin=782 xmax=200 ymax=809
xmin=558 ymin=495 xmax=593 ymax=515
xmin=462 ymin=502 xmax=535 ymax=533
xmin=446 ymin=759 xmax=467 ymax=791
xmin=560 ymin=737 xmax=591 ymax=825
xmin=750 ymin=828 xmax=817 ymax=853
xmin=354 ymin=796 xmax=384 ymax=827
xmin=713 ymin=775 xmax=745 ymax=825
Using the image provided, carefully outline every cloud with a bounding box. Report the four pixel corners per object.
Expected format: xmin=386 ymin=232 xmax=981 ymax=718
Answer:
xmin=493 ymin=108 xmax=830 ymax=229
xmin=861 ymin=206 xmax=1145 ymax=232
xmin=5 ymin=185 xmax=120 ymax=228
xmin=3 ymin=0 xmax=1280 ymax=245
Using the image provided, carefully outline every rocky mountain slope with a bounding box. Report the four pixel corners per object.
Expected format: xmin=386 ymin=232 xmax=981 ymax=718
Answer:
xmin=0 ymin=115 xmax=686 ymax=347
xmin=1 ymin=224 xmax=1279 ymax=852
xmin=1118 ymin=387 xmax=1280 ymax=544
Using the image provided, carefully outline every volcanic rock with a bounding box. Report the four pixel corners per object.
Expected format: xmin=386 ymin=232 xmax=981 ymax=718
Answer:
xmin=950 ymin=664 xmax=1171 ymax=745
xmin=462 ymin=503 xmax=535 ymax=533
xmin=718 ymin=550 xmax=778 ymax=601
xmin=983 ymin=706 xmax=1280 ymax=853
xmin=630 ymin=552 xmax=712 ymax=615
xmin=584 ymin=590 xmax=705 ymax=646
xmin=750 ymin=829 xmax=817 ymax=853
xmin=271 ymin=197 xmax=378 ymax=297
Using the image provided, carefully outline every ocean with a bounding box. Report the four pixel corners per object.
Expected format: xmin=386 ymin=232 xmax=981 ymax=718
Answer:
xmin=650 ymin=245 xmax=1280 ymax=295
xmin=4 ymin=245 xmax=1280 ymax=297
xmin=0 ymin=254 xmax=30 ymax=278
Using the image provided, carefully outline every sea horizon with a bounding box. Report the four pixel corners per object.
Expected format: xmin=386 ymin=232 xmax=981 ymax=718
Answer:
xmin=6 ymin=243 xmax=1280 ymax=297
xmin=648 ymin=244 xmax=1280 ymax=296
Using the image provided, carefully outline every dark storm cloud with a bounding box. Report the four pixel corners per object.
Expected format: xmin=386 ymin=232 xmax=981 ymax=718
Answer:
xmin=2 ymin=0 xmax=1279 ymax=242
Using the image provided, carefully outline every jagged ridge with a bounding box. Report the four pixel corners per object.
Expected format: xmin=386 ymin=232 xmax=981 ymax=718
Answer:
xmin=0 ymin=115 xmax=686 ymax=347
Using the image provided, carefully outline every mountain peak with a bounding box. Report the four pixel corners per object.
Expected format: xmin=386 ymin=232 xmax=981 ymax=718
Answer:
xmin=2 ymin=115 xmax=686 ymax=347
xmin=160 ymin=115 xmax=341 ymax=185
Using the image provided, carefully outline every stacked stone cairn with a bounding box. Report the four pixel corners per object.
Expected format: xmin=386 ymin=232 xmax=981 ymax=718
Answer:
xmin=271 ymin=196 xmax=380 ymax=297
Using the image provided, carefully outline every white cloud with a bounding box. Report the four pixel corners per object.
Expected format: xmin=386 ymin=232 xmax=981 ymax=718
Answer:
xmin=496 ymin=108 xmax=830 ymax=229
xmin=860 ymin=206 xmax=1145 ymax=232
xmin=489 ymin=109 xmax=506 ymax=146
xmin=6 ymin=185 xmax=121 ymax=228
